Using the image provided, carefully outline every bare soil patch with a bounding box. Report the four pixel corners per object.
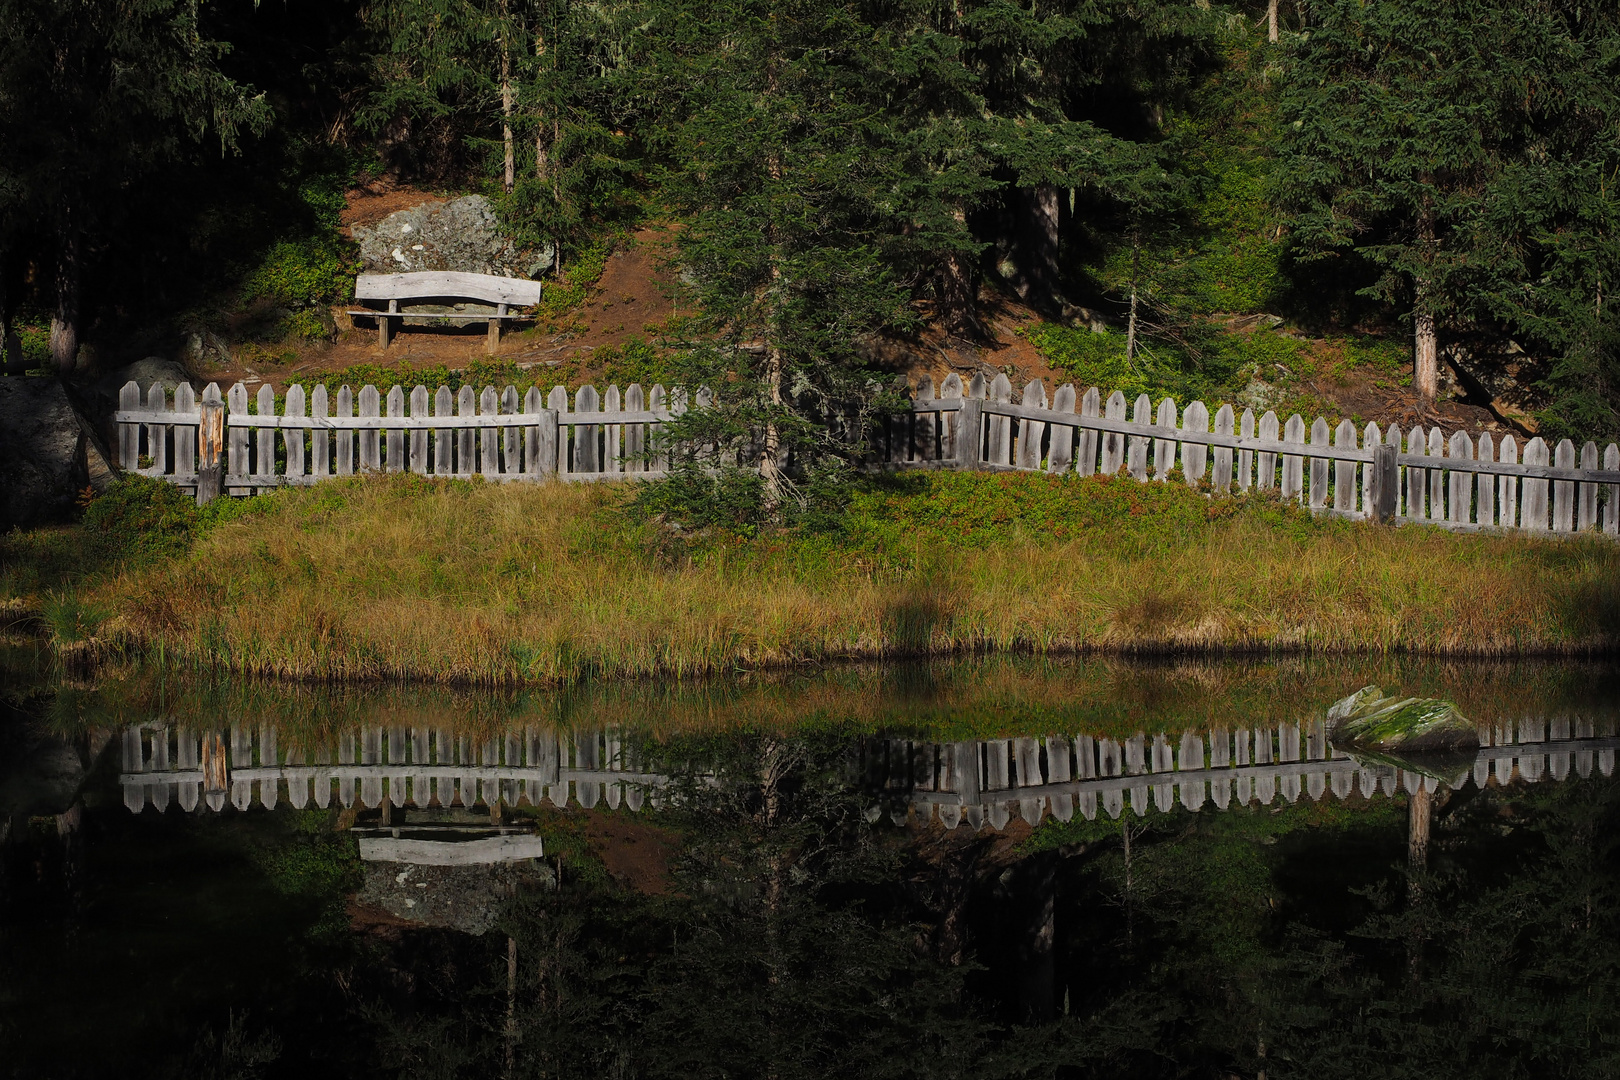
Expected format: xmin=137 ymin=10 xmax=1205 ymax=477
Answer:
xmin=196 ymin=226 xmax=687 ymax=390
xmin=585 ymin=812 xmax=681 ymax=895
xmin=340 ymin=175 xmax=446 ymax=235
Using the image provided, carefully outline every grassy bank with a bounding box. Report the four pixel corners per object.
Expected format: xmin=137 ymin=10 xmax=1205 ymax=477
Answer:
xmin=5 ymin=471 xmax=1619 ymax=683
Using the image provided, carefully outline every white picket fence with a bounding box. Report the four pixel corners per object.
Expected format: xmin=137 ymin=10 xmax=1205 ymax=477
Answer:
xmin=114 ymin=379 xmax=688 ymax=489
xmin=867 ymin=715 xmax=1620 ymax=831
xmin=887 ymin=372 xmax=1620 ymax=535
xmin=116 ymin=372 xmax=1620 ymax=535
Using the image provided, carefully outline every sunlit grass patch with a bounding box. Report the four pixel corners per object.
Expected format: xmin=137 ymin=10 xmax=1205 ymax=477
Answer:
xmin=3 ymin=468 xmax=1604 ymax=684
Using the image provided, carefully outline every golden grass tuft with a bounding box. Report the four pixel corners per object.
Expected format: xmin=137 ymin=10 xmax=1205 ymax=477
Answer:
xmin=65 ymin=472 xmax=1620 ymax=683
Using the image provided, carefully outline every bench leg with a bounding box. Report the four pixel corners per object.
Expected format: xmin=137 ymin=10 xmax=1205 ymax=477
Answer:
xmin=379 ymin=314 xmax=391 ymax=350
xmin=486 ymin=318 xmax=501 ymax=353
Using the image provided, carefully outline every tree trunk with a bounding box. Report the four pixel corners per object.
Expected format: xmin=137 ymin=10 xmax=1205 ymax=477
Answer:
xmin=1414 ymin=303 xmax=1438 ymax=401
xmin=1013 ymin=852 xmax=1056 ymax=1024
xmin=1125 ymin=224 xmax=1141 ymax=362
xmin=1267 ymin=0 xmax=1278 ymax=41
xmin=51 ymin=215 xmax=80 ymax=372
xmin=1413 ymin=197 xmax=1438 ymax=401
xmin=761 ymin=345 xmax=784 ymax=514
xmin=1122 ymin=817 xmax=1135 ymax=955
xmin=760 ymin=135 xmax=786 ymax=518
xmin=1407 ymin=783 xmax=1431 ymax=875
xmin=504 ymin=936 xmax=518 ymax=1079
xmin=939 ymin=207 xmax=981 ymax=339
xmin=500 ymin=0 xmax=515 ymax=195
xmin=1022 ymin=185 xmax=1061 ymax=301
xmin=533 ymin=24 xmax=552 ymax=194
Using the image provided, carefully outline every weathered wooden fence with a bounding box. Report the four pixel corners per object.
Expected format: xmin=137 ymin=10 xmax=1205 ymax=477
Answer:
xmin=114 ymin=380 xmax=686 ymax=495
xmin=119 ymin=723 xmax=666 ymax=814
xmin=884 ymin=371 xmax=1620 ymax=535
xmin=116 ymin=372 xmax=1620 ymax=535
xmin=865 ymin=715 xmax=1620 ymax=830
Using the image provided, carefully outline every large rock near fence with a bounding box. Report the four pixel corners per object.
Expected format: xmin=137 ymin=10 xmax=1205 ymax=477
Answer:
xmin=352 ymin=195 xmax=553 ymax=279
xmin=89 ymin=356 xmax=195 ymax=424
xmin=0 ymin=376 xmax=116 ymax=531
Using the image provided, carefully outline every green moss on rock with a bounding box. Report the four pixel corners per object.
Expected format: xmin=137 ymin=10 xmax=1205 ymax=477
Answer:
xmin=1327 ymin=684 xmax=1479 ymax=752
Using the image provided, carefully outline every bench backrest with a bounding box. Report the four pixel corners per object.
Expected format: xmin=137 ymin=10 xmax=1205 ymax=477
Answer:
xmin=355 ymin=271 xmax=543 ymax=307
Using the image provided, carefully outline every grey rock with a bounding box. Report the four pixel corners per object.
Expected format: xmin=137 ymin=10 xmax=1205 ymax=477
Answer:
xmin=99 ymin=356 xmax=194 ymax=399
xmin=352 ymin=195 xmax=551 ymax=279
xmin=0 ymin=377 xmax=116 ymax=531
xmin=357 ymin=858 xmax=554 ymax=935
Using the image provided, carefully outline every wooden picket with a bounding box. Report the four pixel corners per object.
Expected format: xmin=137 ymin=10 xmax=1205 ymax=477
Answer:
xmin=113 ymin=374 xmax=1620 ymax=538
xmin=114 ymin=379 xmax=680 ymax=490
xmin=883 ymin=376 xmax=1620 ymax=538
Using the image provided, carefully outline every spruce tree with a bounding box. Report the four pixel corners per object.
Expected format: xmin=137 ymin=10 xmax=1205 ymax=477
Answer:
xmin=0 ymin=0 xmax=269 ymax=370
xmin=1277 ymin=0 xmax=1620 ymax=421
xmin=641 ymin=0 xmax=920 ymax=516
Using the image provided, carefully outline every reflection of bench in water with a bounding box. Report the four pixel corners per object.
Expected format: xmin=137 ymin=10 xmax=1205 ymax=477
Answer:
xmin=356 ymin=830 xmax=546 ymax=865
xmin=864 ymin=716 xmax=1620 ymax=831
xmin=117 ymin=726 xmax=667 ymax=815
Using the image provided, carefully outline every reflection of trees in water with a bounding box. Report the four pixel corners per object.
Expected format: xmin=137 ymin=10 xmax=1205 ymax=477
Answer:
xmin=304 ymin=741 xmax=1620 ymax=1077
xmin=1041 ymin=774 xmax=1620 ymax=1079
xmin=362 ymin=732 xmax=996 ymax=1079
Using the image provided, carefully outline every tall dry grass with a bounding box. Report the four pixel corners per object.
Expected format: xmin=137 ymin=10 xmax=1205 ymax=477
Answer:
xmin=91 ymin=471 xmax=1620 ymax=684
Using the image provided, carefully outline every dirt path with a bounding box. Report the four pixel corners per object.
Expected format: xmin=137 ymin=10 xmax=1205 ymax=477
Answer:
xmin=200 ymin=183 xmax=1511 ymax=439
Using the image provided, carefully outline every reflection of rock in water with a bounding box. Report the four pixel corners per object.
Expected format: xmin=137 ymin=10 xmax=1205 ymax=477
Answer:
xmin=356 ymin=860 xmax=554 ymax=935
xmin=0 ymin=730 xmax=86 ymax=819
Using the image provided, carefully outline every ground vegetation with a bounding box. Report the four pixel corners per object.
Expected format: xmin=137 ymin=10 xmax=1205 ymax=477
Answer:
xmin=5 ymin=473 xmax=1618 ymax=683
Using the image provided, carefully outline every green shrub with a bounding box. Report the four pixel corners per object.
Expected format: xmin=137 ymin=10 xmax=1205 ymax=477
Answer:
xmin=1022 ymin=324 xmax=1144 ymax=397
xmin=633 ymin=463 xmax=769 ymax=534
xmin=81 ymin=474 xmax=269 ymax=561
xmin=596 ymin=336 xmax=671 ymax=385
xmin=281 ymin=308 xmax=329 ymax=341
xmin=242 ymin=238 xmax=356 ymax=310
xmin=83 ymin=474 xmax=202 ymax=558
xmin=40 ymin=592 xmax=110 ymax=643
xmin=17 ymin=324 xmax=50 ymax=366
xmin=537 ymin=239 xmax=614 ymax=317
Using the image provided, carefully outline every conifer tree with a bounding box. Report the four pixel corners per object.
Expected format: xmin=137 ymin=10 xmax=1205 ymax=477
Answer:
xmin=1276 ymin=0 xmax=1506 ymax=401
xmin=642 ymin=0 xmax=920 ymax=516
xmin=0 ymin=0 xmax=269 ymax=370
xmin=1277 ymin=0 xmax=1620 ymax=422
xmin=361 ymin=0 xmax=638 ymax=258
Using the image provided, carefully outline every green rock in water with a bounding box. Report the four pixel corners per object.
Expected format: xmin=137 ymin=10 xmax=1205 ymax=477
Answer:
xmin=1326 ymin=685 xmax=1479 ymax=753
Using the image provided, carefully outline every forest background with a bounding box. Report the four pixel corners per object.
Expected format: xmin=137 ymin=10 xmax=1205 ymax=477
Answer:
xmin=4 ymin=0 xmax=1620 ymax=455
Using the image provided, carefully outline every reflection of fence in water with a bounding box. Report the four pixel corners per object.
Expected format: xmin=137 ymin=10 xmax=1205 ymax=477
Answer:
xmin=118 ymin=726 xmax=667 ymax=814
xmin=866 ymin=717 xmax=1620 ymax=831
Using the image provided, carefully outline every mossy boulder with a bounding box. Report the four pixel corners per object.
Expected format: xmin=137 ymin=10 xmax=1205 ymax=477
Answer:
xmin=1327 ymin=685 xmax=1480 ymax=753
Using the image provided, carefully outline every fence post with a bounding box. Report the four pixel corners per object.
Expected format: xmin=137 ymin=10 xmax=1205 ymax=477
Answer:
xmin=197 ymin=396 xmax=226 ymax=506
xmin=1372 ymin=442 xmax=1397 ymax=523
xmin=955 ymin=397 xmax=983 ymax=470
xmin=536 ymin=408 xmax=560 ymax=476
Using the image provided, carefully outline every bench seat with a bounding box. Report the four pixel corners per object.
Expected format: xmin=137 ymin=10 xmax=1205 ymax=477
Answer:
xmin=351 ymin=271 xmax=544 ymax=352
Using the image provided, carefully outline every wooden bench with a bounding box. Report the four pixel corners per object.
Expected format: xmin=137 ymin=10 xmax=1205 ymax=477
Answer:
xmin=347 ymin=271 xmax=544 ymax=352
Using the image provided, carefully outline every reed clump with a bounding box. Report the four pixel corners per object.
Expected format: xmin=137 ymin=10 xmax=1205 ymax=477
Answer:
xmin=15 ymin=470 xmax=1620 ymax=683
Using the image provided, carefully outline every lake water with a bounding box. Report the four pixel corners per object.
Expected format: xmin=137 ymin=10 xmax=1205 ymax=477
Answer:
xmin=3 ymin=651 xmax=1618 ymax=1079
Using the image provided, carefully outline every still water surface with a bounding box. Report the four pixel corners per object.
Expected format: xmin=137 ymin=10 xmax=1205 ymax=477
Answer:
xmin=3 ymin=654 xmax=1618 ymax=1079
